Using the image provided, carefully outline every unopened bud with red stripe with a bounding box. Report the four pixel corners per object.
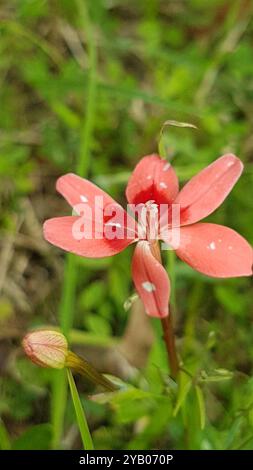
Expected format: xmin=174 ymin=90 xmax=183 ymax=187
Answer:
xmin=22 ymin=329 xmax=68 ymax=369
xmin=22 ymin=329 xmax=117 ymax=391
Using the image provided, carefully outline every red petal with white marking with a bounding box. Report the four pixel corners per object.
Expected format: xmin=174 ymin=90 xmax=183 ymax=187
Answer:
xmin=43 ymin=216 xmax=134 ymax=258
xmin=44 ymin=173 xmax=138 ymax=255
xmin=132 ymin=241 xmax=170 ymax=318
xmin=175 ymin=223 xmax=253 ymax=277
xmin=126 ymin=154 xmax=179 ymax=205
xmin=56 ymin=173 xmax=117 ymax=209
xmin=175 ymin=154 xmax=243 ymax=225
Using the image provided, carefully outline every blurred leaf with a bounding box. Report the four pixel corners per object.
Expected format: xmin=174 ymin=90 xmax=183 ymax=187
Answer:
xmin=51 ymin=102 xmax=81 ymax=129
xmin=85 ymin=315 xmax=111 ymax=337
xmin=111 ymin=389 xmax=154 ymax=425
xmin=0 ymin=419 xmax=11 ymax=450
xmin=79 ymin=280 xmax=106 ymax=311
xmin=214 ymin=285 xmax=248 ymax=315
xmin=12 ymin=424 xmax=52 ymax=450
xmin=0 ymin=377 xmax=36 ymax=420
xmin=173 ymin=372 xmax=192 ymax=417
xmin=127 ymin=397 xmax=173 ymax=450
xmin=108 ymin=267 xmax=129 ymax=311
xmin=199 ymin=369 xmax=234 ymax=383
xmin=76 ymin=257 xmax=112 ymax=270
xmin=0 ymin=298 xmax=14 ymax=324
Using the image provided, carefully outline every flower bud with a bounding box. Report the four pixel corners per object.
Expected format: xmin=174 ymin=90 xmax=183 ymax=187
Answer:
xmin=22 ymin=330 xmax=68 ymax=369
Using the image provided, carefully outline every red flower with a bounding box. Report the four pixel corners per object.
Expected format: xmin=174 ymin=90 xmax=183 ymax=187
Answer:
xmin=44 ymin=154 xmax=252 ymax=318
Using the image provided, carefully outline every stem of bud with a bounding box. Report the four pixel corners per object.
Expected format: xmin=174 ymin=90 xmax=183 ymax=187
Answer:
xmin=66 ymin=351 xmax=117 ymax=392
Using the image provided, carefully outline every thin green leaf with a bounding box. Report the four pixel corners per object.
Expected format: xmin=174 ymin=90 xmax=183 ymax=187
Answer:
xmin=67 ymin=369 xmax=94 ymax=450
xmin=199 ymin=369 xmax=233 ymax=383
xmin=0 ymin=419 xmax=11 ymax=450
xmin=161 ymin=119 xmax=198 ymax=130
xmin=173 ymin=372 xmax=192 ymax=417
xmin=51 ymin=102 xmax=81 ymax=129
xmin=195 ymin=385 xmax=206 ymax=430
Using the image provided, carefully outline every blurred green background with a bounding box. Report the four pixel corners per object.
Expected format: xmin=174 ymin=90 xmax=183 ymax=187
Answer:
xmin=0 ymin=0 xmax=253 ymax=450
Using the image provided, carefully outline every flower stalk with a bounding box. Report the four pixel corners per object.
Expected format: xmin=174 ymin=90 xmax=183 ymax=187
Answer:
xmin=150 ymin=241 xmax=179 ymax=380
xmin=161 ymin=314 xmax=179 ymax=380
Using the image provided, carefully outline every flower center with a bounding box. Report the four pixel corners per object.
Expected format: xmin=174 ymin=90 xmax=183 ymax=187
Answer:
xmin=139 ymin=200 xmax=159 ymax=242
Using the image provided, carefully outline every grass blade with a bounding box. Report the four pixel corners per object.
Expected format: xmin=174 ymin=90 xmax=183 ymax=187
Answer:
xmin=67 ymin=369 xmax=94 ymax=450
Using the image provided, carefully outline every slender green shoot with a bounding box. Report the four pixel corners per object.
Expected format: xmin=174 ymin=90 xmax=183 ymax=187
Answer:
xmin=67 ymin=369 xmax=94 ymax=450
xmin=0 ymin=419 xmax=11 ymax=450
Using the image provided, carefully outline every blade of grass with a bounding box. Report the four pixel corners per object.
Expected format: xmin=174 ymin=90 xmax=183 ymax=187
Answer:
xmin=76 ymin=0 xmax=97 ymax=177
xmin=51 ymin=0 xmax=97 ymax=449
xmin=0 ymin=419 xmax=11 ymax=450
xmin=67 ymin=369 xmax=94 ymax=450
xmin=195 ymin=385 xmax=206 ymax=430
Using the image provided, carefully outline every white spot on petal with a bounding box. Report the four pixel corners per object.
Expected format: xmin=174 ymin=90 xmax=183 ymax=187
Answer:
xmin=227 ymin=160 xmax=234 ymax=167
xmin=163 ymin=162 xmax=171 ymax=171
xmin=142 ymin=281 xmax=156 ymax=293
xmin=228 ymin=245 xmax=233 ymax=250
xmin=208 ymin=242 xmax=216 ymax=250
xmin=80 ymin=195 xmax=88 ymax=203
xmin=146 ymin=175 xmax=152 ymax=180
xmin=105 ymin=222 xmax=122 ymax=228
xmin=159 ymin=182 xmax=167 ymax=189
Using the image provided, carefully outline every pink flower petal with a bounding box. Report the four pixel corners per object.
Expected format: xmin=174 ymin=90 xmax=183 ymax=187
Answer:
xmin=175 ymin=223 xmax=253 ymax=277
xmin=53 ymin=172 xmax=138 ymax=244
xmin=56 ymin=173 xmax=117 ymax=210
xmin=132 ymin=241 xmax=170 ymax=317
xmin=175 ymin=154 xmax=243 ymax=225
xmin=43 ymin=216 xmax=133 ymax=258
xmin=126 ymin=154 xmax=179 ymax=205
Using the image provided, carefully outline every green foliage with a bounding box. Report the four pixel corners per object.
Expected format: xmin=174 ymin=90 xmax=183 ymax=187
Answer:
xmin=67 ymin=369 xmax=94 ymax=450
xmin=13 ymin=424 xmax=52 ymax=450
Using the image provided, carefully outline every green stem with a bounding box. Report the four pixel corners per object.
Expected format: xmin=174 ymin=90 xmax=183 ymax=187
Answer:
xmin=150 ymin=242 xmax=179 ymax=380
xmin=161 ymin=313 xmax=179 ymax=380
xmin=66 ymin=351 xmax=117 ymax=392
xmin=59 ymin=255 xmax=78 ymax=338
xmin=0 ymin=419 xmax=11 ymax=450
xmin=67 ymin=369 xmax=94 ymax=450
xmin=76 ymin=0 xmax=97 ymax=177
xmin=51 ymin=0 xmax=97 ymax=449
xmin=51 ymin=370 xmax=68 ymax=450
